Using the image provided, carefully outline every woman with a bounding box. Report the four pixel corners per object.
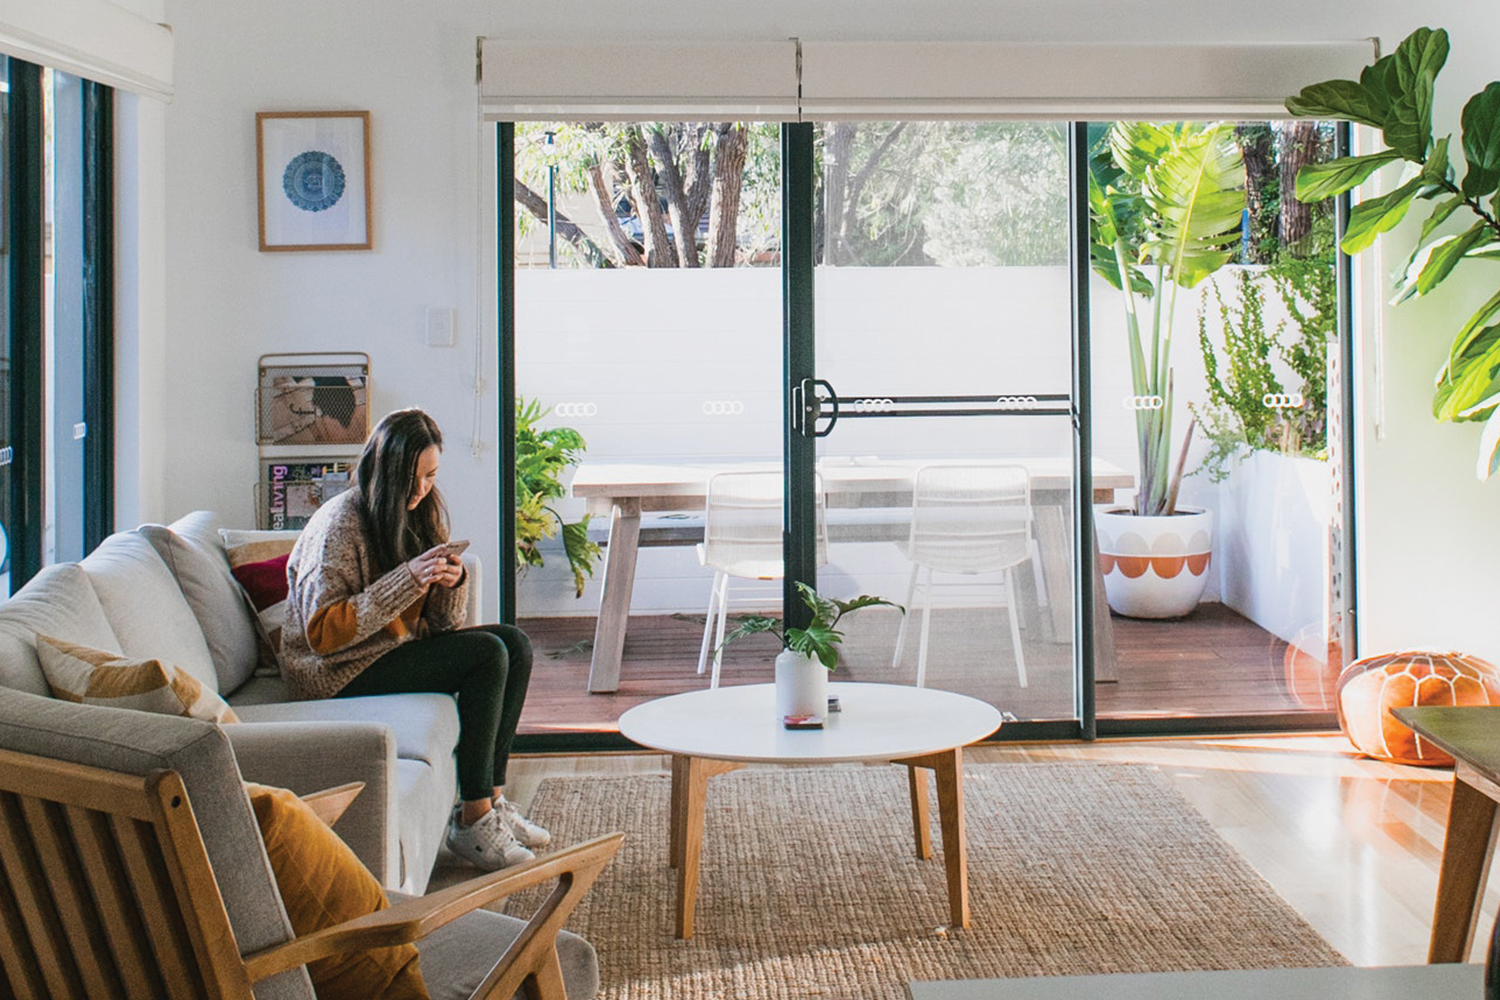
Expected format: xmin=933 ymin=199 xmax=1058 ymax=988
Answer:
xmin=282 ymin=407 xmax=549 ymax=871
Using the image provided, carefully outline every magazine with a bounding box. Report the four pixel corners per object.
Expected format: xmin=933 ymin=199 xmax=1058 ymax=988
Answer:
xmin=261 ymin=460 xmax=354 ymax=530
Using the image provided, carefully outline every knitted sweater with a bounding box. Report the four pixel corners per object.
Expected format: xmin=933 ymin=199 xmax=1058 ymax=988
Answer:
xmin=281 ymin=488 xmax=469 ymax=701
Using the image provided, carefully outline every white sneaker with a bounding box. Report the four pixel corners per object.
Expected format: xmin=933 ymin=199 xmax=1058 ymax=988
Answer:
xmin=495 ymin=794 xmax=552 ymax=849
xmin=446 ymin=806 xmax=535 ymax=871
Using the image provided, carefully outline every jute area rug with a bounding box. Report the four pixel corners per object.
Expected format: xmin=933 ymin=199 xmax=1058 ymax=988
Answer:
xmin=503 ymin=763 xmax=1347 ymax=999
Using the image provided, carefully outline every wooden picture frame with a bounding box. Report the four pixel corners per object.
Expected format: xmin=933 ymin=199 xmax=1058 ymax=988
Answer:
xmin=256 ymin=110 xmax=372 ymax=251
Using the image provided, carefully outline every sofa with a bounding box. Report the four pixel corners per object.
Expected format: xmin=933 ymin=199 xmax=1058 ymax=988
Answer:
xmin=0 ymin=510 xmax=477 ymax=895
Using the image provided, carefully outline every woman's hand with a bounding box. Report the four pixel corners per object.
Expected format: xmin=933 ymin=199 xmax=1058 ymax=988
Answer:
xmin=407 ymin=544 xmax=451 ymax=588
xmin=407 ymin=544 xmax=464 ymax=589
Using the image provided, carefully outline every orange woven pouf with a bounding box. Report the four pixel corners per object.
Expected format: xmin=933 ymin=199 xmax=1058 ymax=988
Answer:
xmin=1336 ymin=650 xmax=1500 ymax=765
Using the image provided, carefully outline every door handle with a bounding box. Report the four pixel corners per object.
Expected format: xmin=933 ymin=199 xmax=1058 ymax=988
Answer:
xmin=792 ymin=378 xmax=840 ymax=438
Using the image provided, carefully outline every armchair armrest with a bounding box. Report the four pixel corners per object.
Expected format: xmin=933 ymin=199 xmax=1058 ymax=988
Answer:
xmin=243 ymin=832 xmax=624 ymax=999
xmin=300 ymin=781 xmax=364 ymax=828
xmin=226 ymin=721 xmax=398 ymax=886
xmin=461 ymin=552 xmax=483 ymax=627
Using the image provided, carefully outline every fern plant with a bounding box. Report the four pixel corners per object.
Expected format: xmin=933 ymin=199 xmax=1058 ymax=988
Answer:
xmin=515 ymin=397 xmax=601 ymax=597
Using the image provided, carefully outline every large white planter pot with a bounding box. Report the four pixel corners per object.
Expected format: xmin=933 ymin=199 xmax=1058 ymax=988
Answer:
xmin=1218 ymin=451 xmax=1332 ymax=646
xmin=1094 ymin=506 xmax=1213 ymax=619
xmin=774 ymin=649 xmax=828 ymax=720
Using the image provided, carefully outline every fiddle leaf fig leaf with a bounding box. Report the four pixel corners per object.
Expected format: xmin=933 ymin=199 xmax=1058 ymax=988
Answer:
xmin=1461 ymin=82 xmax=1500 ymax=199
xmin=1294 ymin=150 xmax=1403 ymax=203
xmin=1419 ymin=194 xmax=1467 ymax=244
xmin=1414 ymin=221 xmax=1491 ymax=297
xmin=1341 ymin=176 xmax=1424 ymax=254
xmin=1419 ymin=135 xmax=1453 ymax=187
xmin=1383 ymin=26 xmax=1448 ymax=161
xmin=1445 ymin=288 xmax=1500 ymax=374
xmin=1435 ymin=323 xmax=1500 ymax=422
xmin=1285 ymin=79 xmax=1388 ymax=130
xmin=1477 ymin=401 xmax=1500 ymax=480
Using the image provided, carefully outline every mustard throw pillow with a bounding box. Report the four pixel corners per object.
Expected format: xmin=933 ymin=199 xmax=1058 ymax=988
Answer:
xmin=36 ymin=635 xmax=240 ymax=724
xmin=245 ymin=783 xmax=429 ymax=1000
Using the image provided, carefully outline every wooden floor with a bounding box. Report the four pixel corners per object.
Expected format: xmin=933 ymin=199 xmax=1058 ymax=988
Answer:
xmin=504 ymin=733 xmax=1490 ymax=969
xmin=518 ymin=601 xmax=1326 ymax=735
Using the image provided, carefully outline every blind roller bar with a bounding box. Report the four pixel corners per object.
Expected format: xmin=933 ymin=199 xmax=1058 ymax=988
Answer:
xmin=480 ymin=38 xmax=1377 ymax=122
xmin=802 ymin=41 xmax=1378 ymax=120
xmin=479 ymin=39 xmax=798 ymax=121
xmin=0 ymin=0 xmax=173 ymax=100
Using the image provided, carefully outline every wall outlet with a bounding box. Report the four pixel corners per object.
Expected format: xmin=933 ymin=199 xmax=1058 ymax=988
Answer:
xmin=425 ymin=307 xmax=456 ymax=347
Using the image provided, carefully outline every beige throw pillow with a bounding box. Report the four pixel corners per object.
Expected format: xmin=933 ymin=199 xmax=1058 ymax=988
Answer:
xmin=36 ymin=635 xmax=240 ymax=724
xmin=220 ymin=529 xmax=302 ymax=675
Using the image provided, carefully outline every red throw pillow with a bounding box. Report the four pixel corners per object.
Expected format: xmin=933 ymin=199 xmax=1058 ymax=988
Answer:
xmin=232 ymin=553 xmax=291 ymax=611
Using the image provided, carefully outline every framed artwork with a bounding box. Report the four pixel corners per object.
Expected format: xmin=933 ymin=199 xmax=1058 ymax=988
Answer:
xmin=256 ymin=111 xmax=371 ymax=251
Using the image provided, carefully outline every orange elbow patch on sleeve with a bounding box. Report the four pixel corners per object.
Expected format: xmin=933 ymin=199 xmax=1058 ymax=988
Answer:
xmin=307 ymin=601 xmax=360 ymax=655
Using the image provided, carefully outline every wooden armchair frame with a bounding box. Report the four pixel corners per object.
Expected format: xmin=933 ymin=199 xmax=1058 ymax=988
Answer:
xmin=0 ymin=746 xmax=621 ymax=1000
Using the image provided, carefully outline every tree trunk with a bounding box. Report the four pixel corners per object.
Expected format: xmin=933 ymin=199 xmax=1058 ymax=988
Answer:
xmin=584 ymin=162 xmax=645 ymax=267
xmin=683 ymin=124 xmax=713 ymax=238
xmin=705 ymin=124 xmax=747 ymax=267
xmin=513 ymin=180 xmax=611 ymax=267
xmin=1235 ymin=123 xmax=1276 ymax=264
xmin=647 ymin=127 xmax=699 ymax=267
xmin=624 ymin=126 xmax=677 ymax=267
xmin=822 ymin=123 xmax=856 ymax=264
xmin=1279 ymin=120 xmax=1319 ymax=251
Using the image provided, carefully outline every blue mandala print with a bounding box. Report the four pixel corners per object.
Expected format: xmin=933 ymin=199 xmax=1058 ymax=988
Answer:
xmin=282 ymin=150 xmax=346 ymax=212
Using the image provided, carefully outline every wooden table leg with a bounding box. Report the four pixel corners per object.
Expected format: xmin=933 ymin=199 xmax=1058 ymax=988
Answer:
xmin=1430 ymin=773 xmax=1500 ymax=962
xmin=669 ymin=754 xmax=687 ymax=870
xmin=907 ymin=765 xmax=933 ymax=860
xmin=588 ymin=498 xmax=641 ymax=693
xmin=671 ymin=757 xmax=741 ymax=939
xmin=894 ymin=748 xmax=969 ymax=928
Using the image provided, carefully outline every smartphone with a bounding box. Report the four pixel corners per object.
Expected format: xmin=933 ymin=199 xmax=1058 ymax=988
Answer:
xmin=444 ymin=539 xmax=471 ymax=557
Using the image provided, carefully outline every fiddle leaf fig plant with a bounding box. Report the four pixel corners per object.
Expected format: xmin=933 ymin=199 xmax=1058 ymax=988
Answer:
xmin=1089 ymin=121 xmax=1247 ymax=514
xmin=1286 ymin=27 xmax=1500 ymax=478
xmin=719 ymin=582 xmax=901 ymax=670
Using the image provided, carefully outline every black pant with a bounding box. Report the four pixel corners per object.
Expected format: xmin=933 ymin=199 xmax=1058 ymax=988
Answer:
xmin=336 ymin=624 xmax=533 ymax=801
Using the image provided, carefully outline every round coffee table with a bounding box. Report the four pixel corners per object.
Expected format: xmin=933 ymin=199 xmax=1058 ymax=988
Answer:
xmin=618 ymin=681 xmax=1003 ymax=938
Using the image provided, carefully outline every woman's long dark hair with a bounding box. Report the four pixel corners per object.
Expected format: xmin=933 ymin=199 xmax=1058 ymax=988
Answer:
xmin=357 ymin=408 xmax=449 ymax=573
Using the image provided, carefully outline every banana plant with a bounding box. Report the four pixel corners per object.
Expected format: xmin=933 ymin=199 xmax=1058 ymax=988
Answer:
xmin=1286 ymin=27 xmax=1500 ymax=479
xmin=1089 ymin=122 xmax=1246 ymax=516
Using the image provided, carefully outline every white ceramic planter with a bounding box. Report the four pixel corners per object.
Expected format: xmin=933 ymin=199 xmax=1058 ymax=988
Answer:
xmin=1217 ymin=451 xmax=1332 ymax=645
xmin=774 ymin=649 xmax=828 ymax=720
xmin=1095 ymin=506 xmax=1213 ymax=619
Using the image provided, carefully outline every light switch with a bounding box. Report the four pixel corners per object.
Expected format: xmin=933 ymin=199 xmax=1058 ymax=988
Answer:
xmin=425 ymin=308 xmax=456 ymax=347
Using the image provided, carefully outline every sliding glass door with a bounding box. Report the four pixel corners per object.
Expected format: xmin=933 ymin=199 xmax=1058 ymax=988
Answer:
xmin=497 ymin=116 xmax=1353 ymax=744
xmin=795 ymin=120 xmax=1079 ymax=724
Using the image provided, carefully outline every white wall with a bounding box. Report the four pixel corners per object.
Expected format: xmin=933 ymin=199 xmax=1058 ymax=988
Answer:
xmin=156 ymin=0 xmax=1500 ymax=650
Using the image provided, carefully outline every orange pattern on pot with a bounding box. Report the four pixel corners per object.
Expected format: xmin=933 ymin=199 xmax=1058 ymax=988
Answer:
xmin=1096 ymin=526 xmax=1211 ymax=579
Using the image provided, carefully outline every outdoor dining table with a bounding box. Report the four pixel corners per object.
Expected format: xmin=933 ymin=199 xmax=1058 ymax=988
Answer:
xmin=570 ymin=457 xmax=1133 ymax=693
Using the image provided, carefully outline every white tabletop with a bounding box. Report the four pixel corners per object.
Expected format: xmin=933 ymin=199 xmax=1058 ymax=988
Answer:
xmin=618 ymin=682 xmax=1003 ymax=764
xmin=907 ymin=964 xmax=1482 ymax=999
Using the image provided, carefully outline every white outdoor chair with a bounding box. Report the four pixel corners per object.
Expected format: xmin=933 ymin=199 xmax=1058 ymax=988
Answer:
xmin=893 ymin=463 xmax=1034 ymax=689
xmin=696 ymin=470 xmax=827 ymax=688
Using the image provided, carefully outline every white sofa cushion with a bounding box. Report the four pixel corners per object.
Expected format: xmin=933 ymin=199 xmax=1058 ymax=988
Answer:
xmin=140 ymin=515 xmax=262 ymax=694
xmin=0 ymin=563 xmax=120 ymax=696
xmin=79 ymin=531 xmax=222 ymax=694
xmin=230 ymin=693 xmax=461 ymax=770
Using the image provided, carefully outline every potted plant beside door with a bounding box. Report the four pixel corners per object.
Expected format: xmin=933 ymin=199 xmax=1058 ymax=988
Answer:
xmin=1089 ymin=121 xmax=1246 ymax=618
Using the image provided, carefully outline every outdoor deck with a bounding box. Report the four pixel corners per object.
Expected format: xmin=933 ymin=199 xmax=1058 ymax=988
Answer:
xmin=517 ymin=601 xmax=1326 ymax=735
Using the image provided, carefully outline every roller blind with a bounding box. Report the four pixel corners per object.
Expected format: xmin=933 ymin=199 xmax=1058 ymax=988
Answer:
xmin=800 ymin=41 xmax=1379 ymax=120
xmin=478 ymin=39 xmax=799 ymax=121
xmin=0 ymin=0 xmax=173 ymax=100
xmin=479 ymin=37 xmax=1376 ymax=122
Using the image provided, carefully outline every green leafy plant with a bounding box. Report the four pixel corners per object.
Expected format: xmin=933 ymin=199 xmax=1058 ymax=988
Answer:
xmin=515 ymin=397 xmax=600 ymax=596
xmin=1089 ymin=121 xmax=1247 ymax=515
xmin=1286 ymin=26 xmax=1500 ymax=478
xmin=718 ymin=582 xmax=902 ymax=670
xmin=1191 ymin=256 xmax=1334 ymax=481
